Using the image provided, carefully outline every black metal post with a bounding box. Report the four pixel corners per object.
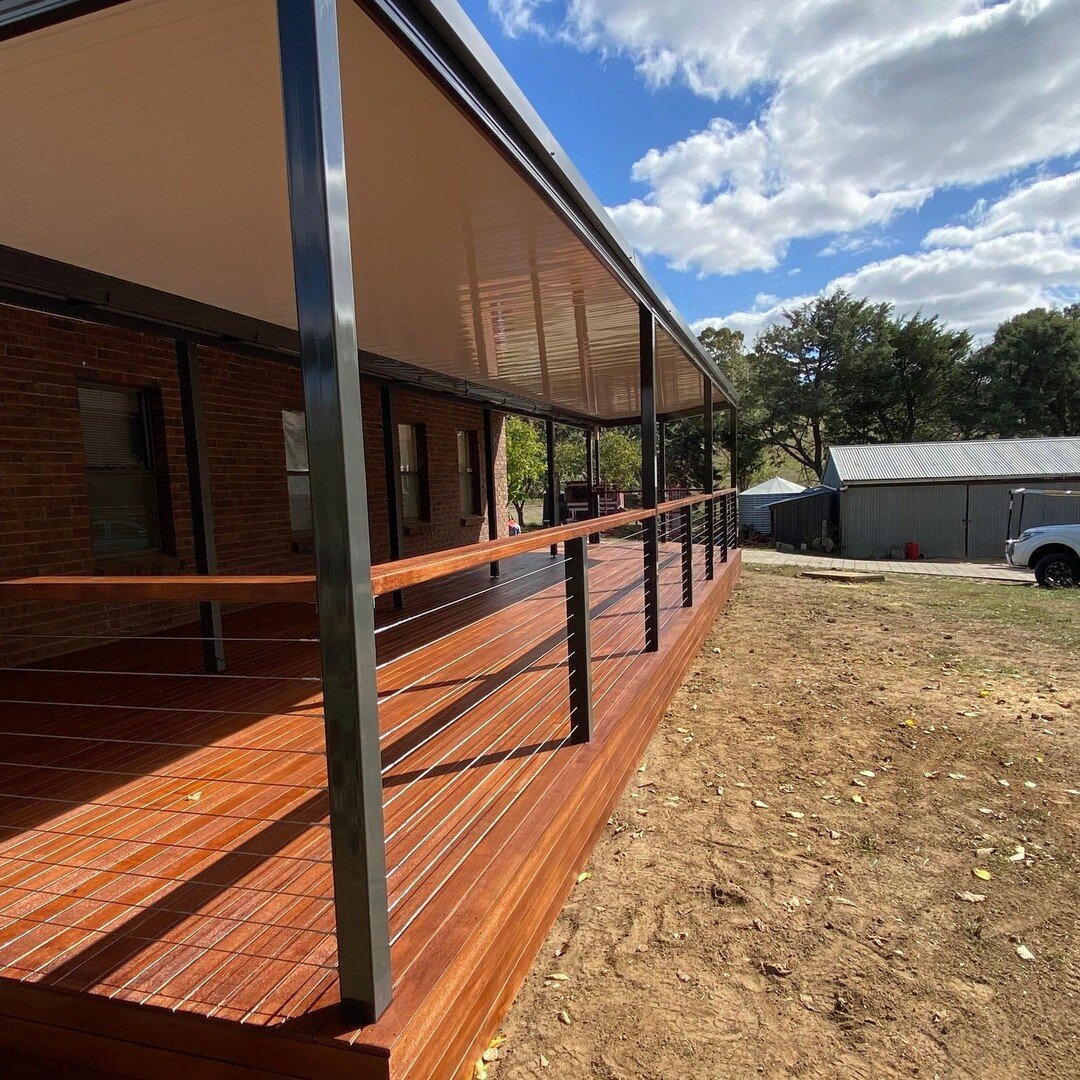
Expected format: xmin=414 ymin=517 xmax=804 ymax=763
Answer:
xmin=729 ymin=406 xmax=739 ymax=548
xmin=483 ymin=407 xmax=500 ymax=577
xmin=681 ymin=504 xmax=694 ymax=607
xmin=176 ymin=340 xmax=224 ymax=674
xmin=277 ymin=0 xmax=390 ymax=1023
xmin=721 ymin=491 xmax=729 ymax=563
xmin=379 ymin=385 xmax=405 ymax=609
xmin=704 ymin=377 xmax=715 ymax=581
xmin=640 ymin=306 xmax=660 ymax=652
xmin=546 ymin=418 xmax=557 ymax=557
xmin=564 ymin=535 xmax=593 ymax=744
xmin=588 ymin=426 xmax=601 ymax=544
xmin=657 ymin=419 xmax=667 ymax=541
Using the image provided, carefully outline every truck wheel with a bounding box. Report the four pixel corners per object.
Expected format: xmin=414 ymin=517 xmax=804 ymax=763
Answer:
xmin=1033 ymin=551 xmax=1080 ymax=589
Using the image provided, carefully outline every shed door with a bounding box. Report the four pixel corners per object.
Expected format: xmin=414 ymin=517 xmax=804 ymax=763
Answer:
xmin=964 ymin=483 xmax=1014 ymax=559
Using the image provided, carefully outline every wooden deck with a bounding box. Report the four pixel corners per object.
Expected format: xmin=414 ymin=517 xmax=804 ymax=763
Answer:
xmin=0 ymin=539 xmax=740 ymax=1079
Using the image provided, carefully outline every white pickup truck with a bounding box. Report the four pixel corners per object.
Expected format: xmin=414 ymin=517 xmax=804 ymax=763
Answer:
xmin=1006 ymin=525 xmax=1080 ymax=588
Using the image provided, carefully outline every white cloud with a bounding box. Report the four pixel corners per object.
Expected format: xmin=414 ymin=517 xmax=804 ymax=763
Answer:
xmin=495 ymin=0 xmax=1080 ymax=274
xmin=696 ymin=172 xmax=1080 ymax=342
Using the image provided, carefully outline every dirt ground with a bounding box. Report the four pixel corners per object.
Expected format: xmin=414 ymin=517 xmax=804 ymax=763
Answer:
xmin=484 ymin=566 xmax=1079 ymax=1079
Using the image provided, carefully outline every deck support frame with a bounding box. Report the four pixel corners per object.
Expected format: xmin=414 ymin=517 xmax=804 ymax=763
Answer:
xmin=277 ymin=0 xmax=391 ymax=1024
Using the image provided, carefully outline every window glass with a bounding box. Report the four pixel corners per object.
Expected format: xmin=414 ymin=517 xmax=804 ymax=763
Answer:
xmin=282 ymin=409 xmax=311 ymax=533
xmin=398 ymin=423 xmax=428 ymax=522
xmin=78 ymin=385 xmax=161 ymax=557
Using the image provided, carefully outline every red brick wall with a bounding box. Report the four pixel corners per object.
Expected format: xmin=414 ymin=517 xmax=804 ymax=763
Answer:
xmin=0 ymin=306 xmax=506 ymax=666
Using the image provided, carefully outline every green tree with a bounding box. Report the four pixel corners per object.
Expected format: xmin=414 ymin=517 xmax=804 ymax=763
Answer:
xmin=597 ymin=428 xmax=640 ymax=492
xmin=955 ymin=305 xmax=1080 ymax=437
xmin=554 ymin=428 xmax=586 ymax=481
xmin=748 ymin=292 xmax=893 ymax=479
xmin=836 ymin=312 xmax=971 ymax=444
xmin=504 ymin=416 xmax=546 ymax=528
xmin=699 ymin=325 xmax=763 ymax=489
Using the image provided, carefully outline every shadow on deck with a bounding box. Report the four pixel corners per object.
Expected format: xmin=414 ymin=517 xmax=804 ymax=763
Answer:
xmin=0 ymin=541 xmax=741 ymax=1079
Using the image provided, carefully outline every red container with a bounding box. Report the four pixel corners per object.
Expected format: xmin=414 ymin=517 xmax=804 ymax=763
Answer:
xmin=905 ymin=541 xmax=920 ymax=560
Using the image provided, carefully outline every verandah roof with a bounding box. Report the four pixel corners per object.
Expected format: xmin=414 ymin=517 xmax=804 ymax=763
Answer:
xmin=0 ymin=0 xmax=734 ymax=424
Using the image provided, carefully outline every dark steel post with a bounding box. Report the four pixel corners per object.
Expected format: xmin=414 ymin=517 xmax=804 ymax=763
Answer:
xmin=658 ymin=418 xmax=667 ymax=541
xmin=681 ymin=504 xmax=694 ymax=607
xmin=380 ymin=385 xmax=405 ymax=609
xmin=564 ymin=535 xmax=593 ymax=744
xmin=721 ymin=492 xmax=729 ymax=564
xmin=730 ymin=407 xmax=739 ymax=548
xmin=704 ymin=377 xmax=715 ymax=581
xmin=640 ymin=306 xmax=660 ymax=652
xmin=483 ymin=408 xmax=501 ymax=577
xmin=546 ymin=418 xmax=557 ymax=557
xmin=588 ymin=426 xmax=601 ymax=544
xmin=176 ymin=340 xmax=224 ymax=674
xmin=277 ymin=0 xmax=390 ymax=1023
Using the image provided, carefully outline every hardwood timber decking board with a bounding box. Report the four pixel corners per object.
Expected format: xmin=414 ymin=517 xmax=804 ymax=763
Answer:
xmin=0 ymin=542 xmax=741 ymax=1079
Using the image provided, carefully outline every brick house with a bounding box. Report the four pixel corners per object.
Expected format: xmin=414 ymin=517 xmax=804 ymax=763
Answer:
xmin=0 ymin=304 xmax=508 ymax=667
xmin=0 ymin=2 xmax=740 ymax=1077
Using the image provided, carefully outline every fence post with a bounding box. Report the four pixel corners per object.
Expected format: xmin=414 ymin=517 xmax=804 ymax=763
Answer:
xmin=681 ymin=504 xmax=694 ymax=607
xmin=704 ymin=376 xmax=715 ymax=581
xmin=640 ymin=306 xmax=660 ymax=652
xmin=564 ymin=535 xmax=593 ymax=744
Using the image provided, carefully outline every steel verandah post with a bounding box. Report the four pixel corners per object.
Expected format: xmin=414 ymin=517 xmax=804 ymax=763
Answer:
xmin=483 ymin=407 xmax=501 ymax=577
xmin=380 ymin=385 xmax=405 ymax=610
xmin=546 ymin=417 xmax=557 ymax=558
xmin=564 ymin=535 xmax=593 ymax=744
xmin=176 ymin=340 xmax=225 ymax=674
xmin=276 ymin=0 xmax=391 ymax=1023
xmin=639 ymin=305 xmax=660 ymax=653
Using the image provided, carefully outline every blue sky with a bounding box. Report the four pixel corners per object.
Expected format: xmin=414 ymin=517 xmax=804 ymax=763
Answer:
xmin=460 ymin=0 xmax=1080 ymax=341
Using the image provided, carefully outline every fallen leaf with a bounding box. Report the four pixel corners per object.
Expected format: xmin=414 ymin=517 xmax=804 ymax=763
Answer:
xmin=539 ymin=1054 xmax=550 ymax=1069
xmin=558 ymin=1009 xmax=571 ymax=1025
xmin=545 ymin=973 xmax=569 ymax=982
xmin=852 ymin=778 xmax=867 ymax=788
xmin=947 ymin=773 xmax=966 ymax=781
xmin=576 ymin=872 xmax=591 ymax=884
xmin=185 ymin=790 xmax=203 ymax=802
xmin=676 ymin=969 xmax=691 ymax=983
xmin=972 ymin=868 xmax=992 ymax=881
xmin=1008 ymin=846 xmax=1026 ymax=862
xmin=787 ymin=811 xmax=805 ymax=820
xmin=834 ymin=897 xmax=856 ymax=907
xmin=752 ymin=800 xmax=769 ymax=809
xmin=955 ymin=891 xmax=986 ymax=903
xmin=473 ymin=1060 xmax=488 ymax=1080
xmin=1016 ymin=944 xmax=1035 ymax=962
xmin=851 ymin=794 xmax=865 ymax=805
xmin=859 ymin=770 xmax=876 ymax=778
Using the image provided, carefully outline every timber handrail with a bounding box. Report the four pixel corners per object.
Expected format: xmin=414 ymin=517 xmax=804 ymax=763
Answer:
xmin=0 ymin=491 xmax=735 ymax=603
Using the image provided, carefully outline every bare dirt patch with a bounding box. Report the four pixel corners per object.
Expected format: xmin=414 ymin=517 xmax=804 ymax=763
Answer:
xmin=484 ymin=567 xmax=1079 ymax=1079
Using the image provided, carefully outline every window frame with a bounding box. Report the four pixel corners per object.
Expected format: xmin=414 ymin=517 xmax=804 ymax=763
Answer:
xmin=397 ymin=421 xmax=430 ymax=524
xmin=457 ymin=429 xmax=482 ymax=519
xmin=77 ymin=381 xmax=167 ymax=560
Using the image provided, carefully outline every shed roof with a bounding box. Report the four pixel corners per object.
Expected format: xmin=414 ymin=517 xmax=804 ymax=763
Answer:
xmin=826 ymin=437 xmax=1080 ymax=485
xmin=740 ymin=477 xmax=806 ymax=496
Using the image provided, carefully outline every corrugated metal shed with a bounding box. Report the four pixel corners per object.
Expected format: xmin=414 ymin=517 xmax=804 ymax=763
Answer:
xmin=739 ymin=477 xmax=805 ymax=535
xmin=826 ymin=437 xmax=1080 ymax=485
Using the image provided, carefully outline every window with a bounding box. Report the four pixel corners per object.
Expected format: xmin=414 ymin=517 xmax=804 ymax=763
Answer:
xmin=282 ymin=409 xmax=311 ymax=533
xmin=457 ymin=430 xmax=481 ymax=517
xmin=78 ymin=384 xmax=162 ymax=558
xmin=398 ymin=422 xmax=429 ymax=522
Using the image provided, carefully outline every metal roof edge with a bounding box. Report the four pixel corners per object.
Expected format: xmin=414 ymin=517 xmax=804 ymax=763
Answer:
xmin=381 ymin=0 xmax=738 ymax=408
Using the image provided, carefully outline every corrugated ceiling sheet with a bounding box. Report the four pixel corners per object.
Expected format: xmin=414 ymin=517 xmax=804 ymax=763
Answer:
xmin=0 ymin=0 xmax=717 ymax=421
